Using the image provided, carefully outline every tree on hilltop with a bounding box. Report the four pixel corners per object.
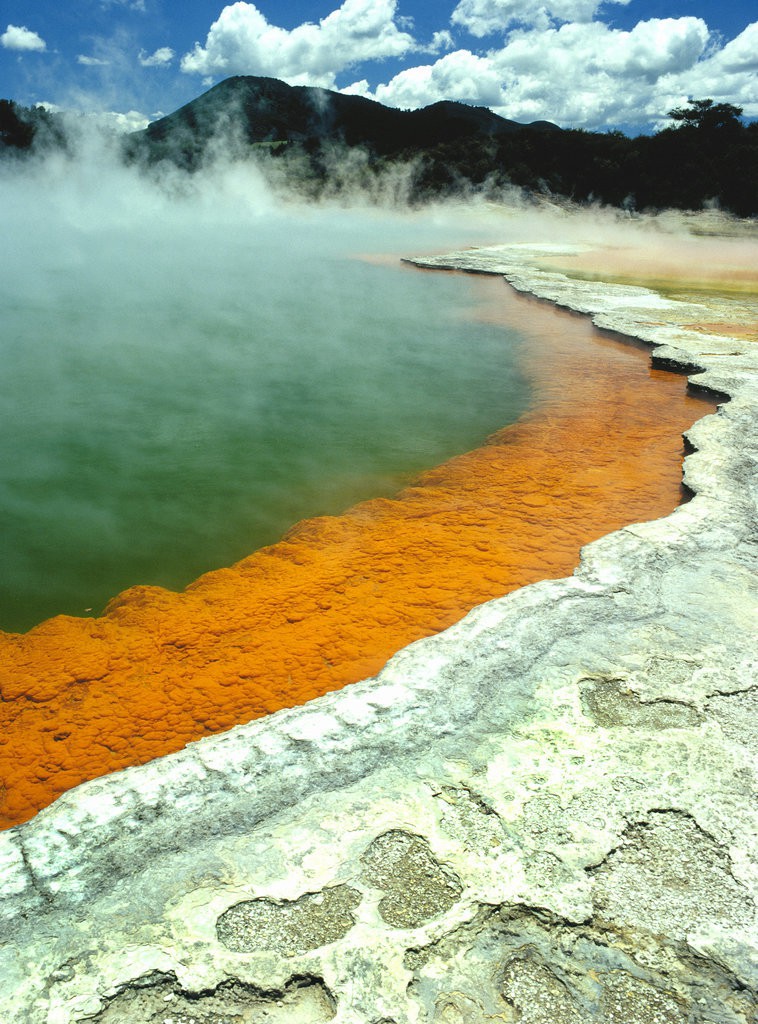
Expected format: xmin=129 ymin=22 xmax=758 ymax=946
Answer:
xmin=666 ymin=98 xmax=744 ymax=133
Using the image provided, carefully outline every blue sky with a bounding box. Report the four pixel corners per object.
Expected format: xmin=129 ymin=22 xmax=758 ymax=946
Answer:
xmin=1 ymin=0 xmax=756 ymax=133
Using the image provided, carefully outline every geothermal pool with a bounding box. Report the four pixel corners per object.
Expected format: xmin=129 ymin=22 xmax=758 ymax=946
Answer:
xmin=0 ymin=150 xmax=720 ymax=828
xmin=0 ymin=180 xmax=532 ymax=633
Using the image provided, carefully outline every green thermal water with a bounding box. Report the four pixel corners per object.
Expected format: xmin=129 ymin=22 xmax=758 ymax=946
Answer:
xmin=0 ymin=157 xmax=532 ymax=632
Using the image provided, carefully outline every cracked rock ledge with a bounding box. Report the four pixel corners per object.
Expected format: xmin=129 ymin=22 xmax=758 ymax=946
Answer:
xmin=1 ymin=241 xmax=757 ymax=1024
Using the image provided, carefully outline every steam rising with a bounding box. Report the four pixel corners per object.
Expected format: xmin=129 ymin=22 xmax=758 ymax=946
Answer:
xmin=2 ymin=126 xmax=755 ymax=633
xmin=1 ymin=129 xmax=523 ymax=632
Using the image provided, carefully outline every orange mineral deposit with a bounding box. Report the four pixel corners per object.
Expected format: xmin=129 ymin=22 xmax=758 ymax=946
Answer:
xmin=0 ymin=272 xmax=717 ymax=828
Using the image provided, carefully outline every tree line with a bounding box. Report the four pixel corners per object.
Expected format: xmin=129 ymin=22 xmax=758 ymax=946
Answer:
xmin=402 ymin=100 xmax=757 ymax=217
xmin=2 ymin=95 xmax=756 ymax=217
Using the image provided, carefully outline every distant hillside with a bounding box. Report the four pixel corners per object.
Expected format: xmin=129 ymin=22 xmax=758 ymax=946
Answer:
xmin=3 ymin=82 xmax=757 ymax=216
xmin=125 ymin=80 xmax=757 ymax=216
xmin=125 ymin=75 xmax=558 ymax=174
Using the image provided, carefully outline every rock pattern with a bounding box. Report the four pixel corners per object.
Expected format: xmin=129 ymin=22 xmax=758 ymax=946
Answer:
xmin=0 ymin=238 xmax=756 ymax=1022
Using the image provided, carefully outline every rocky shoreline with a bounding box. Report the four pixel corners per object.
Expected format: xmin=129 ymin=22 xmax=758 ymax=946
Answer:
xmin=1 ymin=241 xmax=756 ymax=1023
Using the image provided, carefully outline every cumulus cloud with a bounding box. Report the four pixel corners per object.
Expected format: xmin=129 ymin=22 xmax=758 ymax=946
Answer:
xmin=180 ymin=0 xmax=417 ymax=88
xmin=139 ymin=47 xmax=175 ymax=67
xmin=451 ymin=0 xmax=631 ymax=35
xmin=594 ymin=18 xmax=710 ymax=79
xmin=1 ymin=24 xmax=47 ymax=52
xmin=368 ymin=16 xmax=727 ymax=129
xmin=494 ymin=17 xmax=709 ymax=90
xmin=714 ymin=21 xmax=758 ymax=73
xmin=670 ymin=21 xmax=758 ymax=119
xmin=375 ymin=50 xmax=506 ymax=109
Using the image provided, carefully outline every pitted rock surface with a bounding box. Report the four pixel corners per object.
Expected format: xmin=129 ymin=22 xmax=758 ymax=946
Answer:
xmin=360 ymin=831 xmax=463 ymax=928
xmin=405 ymin=905 xmax=756 ymax=1022
xmin=500 ymin=957 xmax=584 ymax=1024
xmin=590 ymin=810 xmax=754 ymax=938
xmin=79 ymin=975 xmax=336 ymax=1024
xmin=706 ymin=686 xmax=758 ymax=748
xmin=217 ymin=885 xmax=362 ymax=955
xmin=580 ymin=677 xmax=702 ymax=729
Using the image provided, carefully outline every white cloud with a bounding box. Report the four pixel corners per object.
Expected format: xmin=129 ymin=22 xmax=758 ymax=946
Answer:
xmin=594 ymin=17 xmax=710 ymax=79
xmin=1 ymin=24 xmax=47 ymax=52
xmin=375 ymin=50 xmax=506 ymax=109
xmin=494 ymin=18 xmax=709 ymax=87
xmin=670 ymin=21 xmax=758 ymax=119
xmin=451 ymin=0 xmax=630 ymax=36
xmin=77 ymin=55 xmax=112 ymax=66
xmin=180 ymin=0 xmax=417 ymax=88
xmin=367 ymin=16 xmax=730 ymax=130
xmin=90 ymin=109 xmax=152 ymax=132
xmin=139 ymin=47 xmax=175 ymax=67
xmin=715 ymin=20 xmax=758 ymax=73
xmin=341 ymin=79 xmax=372 ymax=97
xmin=429 ymin=30 xmax=455 ymax=53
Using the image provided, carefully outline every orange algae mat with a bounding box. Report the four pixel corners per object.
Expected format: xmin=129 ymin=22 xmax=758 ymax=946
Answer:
xmin=0 ymin=273 xmax=715 ymax=828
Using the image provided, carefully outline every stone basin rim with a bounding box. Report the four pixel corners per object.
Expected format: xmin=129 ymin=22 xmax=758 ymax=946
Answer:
xmin=0 ymin=240 xmax=755 ymax=916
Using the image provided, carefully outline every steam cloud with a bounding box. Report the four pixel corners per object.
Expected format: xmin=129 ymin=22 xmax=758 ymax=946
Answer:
xmin=1 ymin=123 xmax=755 ymax=632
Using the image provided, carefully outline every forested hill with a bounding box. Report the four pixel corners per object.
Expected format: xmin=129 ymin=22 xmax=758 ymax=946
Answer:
xmin=2 ymin=83 xmax=757 ymax=216
xmin=137 ymin=75 xmax=560 ymax=155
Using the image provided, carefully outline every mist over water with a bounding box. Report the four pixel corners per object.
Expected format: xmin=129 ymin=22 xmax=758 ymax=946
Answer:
xmin=0 ymin=139 xmax=535 ymax=632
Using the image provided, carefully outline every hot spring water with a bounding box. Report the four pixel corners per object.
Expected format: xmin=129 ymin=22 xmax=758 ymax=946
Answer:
xmin=0 ymin=156 xmax=532 ymax=632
